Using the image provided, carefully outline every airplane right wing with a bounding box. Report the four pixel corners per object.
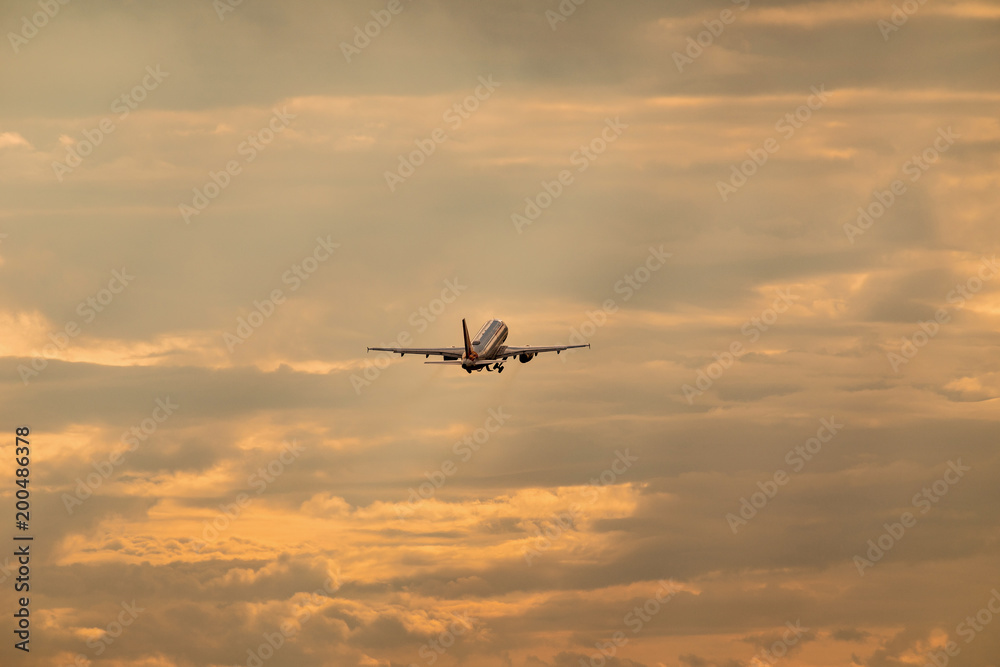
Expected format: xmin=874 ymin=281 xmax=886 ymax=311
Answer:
xmin=495 ymin=343 xmax=590 ymax=359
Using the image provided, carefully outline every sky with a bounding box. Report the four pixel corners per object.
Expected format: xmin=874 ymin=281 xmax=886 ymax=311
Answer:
xmin=1 ymin=0 xmax=999 ymax=666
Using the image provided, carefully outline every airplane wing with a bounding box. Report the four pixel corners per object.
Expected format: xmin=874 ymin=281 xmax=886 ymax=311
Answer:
xmin=495 ymin=344 xmax=590 ymax=359
xmin=367 ymin=346 xmax=464 ymax=359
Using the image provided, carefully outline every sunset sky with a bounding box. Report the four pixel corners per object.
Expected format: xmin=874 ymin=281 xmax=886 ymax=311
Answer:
xmin=2 ymin=1 xmax=1000 ymax=666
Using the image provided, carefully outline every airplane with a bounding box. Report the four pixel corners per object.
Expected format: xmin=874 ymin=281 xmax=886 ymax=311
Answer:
xmin=367 ymin=319 xmax=590 ymax=373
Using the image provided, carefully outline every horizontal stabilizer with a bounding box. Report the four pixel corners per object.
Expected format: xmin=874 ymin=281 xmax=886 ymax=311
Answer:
xmin=425 ymin=359 xmax=500 ymax=368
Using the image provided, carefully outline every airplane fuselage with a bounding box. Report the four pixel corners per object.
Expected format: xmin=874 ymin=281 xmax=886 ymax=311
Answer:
xmin=469 ymin=319 xmax=509 ymax=360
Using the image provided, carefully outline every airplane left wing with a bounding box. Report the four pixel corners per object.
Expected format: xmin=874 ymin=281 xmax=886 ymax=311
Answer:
xmin=367 ymin=346 xmax=464 ymax=359
xmin=495 ymin=344 xmax=590 ymax=359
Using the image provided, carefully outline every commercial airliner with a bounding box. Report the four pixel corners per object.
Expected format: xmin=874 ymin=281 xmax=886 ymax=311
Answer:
xmin=367 ymin=319 xmax=589 ymax=373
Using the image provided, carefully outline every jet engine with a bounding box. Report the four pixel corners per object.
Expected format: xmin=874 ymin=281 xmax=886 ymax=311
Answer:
xmin=518 ymin=353 xmax=535 ymax=363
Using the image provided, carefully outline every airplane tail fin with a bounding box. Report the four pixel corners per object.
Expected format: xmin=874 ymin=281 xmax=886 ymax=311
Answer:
xmin=462 ymin=319 xmax=476 ymax=360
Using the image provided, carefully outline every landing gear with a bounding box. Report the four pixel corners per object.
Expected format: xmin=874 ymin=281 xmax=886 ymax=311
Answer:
xmin=470 ymin=363 xmax=503 ymax=374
